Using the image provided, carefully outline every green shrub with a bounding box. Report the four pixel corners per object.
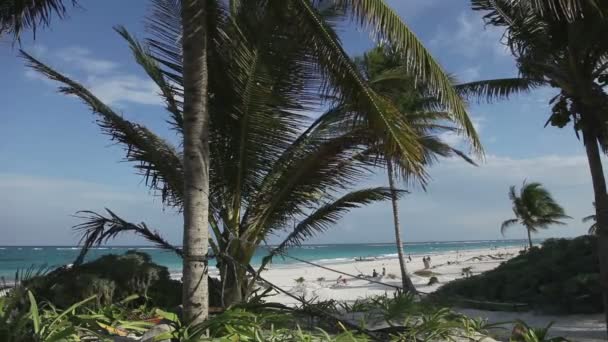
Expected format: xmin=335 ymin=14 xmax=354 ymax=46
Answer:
xmin=437 ymin=235 xmax=600 ymax=314
xmin=24 ymin=251 xmax=182 ymax=309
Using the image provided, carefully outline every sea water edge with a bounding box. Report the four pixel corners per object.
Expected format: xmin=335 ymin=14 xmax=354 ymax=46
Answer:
xmin=0 ymin=239 xmax=530 ymax=282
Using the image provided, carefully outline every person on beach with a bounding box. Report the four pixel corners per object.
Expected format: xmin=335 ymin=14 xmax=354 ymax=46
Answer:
xmin=372 ymin=269 xmax=378 ymax=278
xmin=423 ymin=256 xmax=430 ymax=269
xmin=382 ymin=267 xmax=386 ymax=276
xmin=408 ymin=254 xmax=412 ymax=262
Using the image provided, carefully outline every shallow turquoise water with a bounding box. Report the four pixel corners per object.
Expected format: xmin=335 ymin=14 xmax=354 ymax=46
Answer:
xmin=0 ymin=239 xmax=529 ymax=280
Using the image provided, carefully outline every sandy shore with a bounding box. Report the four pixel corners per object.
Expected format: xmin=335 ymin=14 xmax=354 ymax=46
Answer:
xmin=262 ymin=246 xmax=522 ymax=304
xmin=258 ymin=246 xmax=604 ymax=341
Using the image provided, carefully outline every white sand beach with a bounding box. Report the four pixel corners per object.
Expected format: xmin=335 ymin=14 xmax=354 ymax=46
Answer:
xmin=263 ymin=246 xmax=522 ymax=304
xmin=258 ymin=246 xmax=605 ymax=341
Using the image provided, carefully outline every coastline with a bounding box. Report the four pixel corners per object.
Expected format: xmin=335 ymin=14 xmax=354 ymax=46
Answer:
xmin=259 ymin=246 xmax=523 ymax=305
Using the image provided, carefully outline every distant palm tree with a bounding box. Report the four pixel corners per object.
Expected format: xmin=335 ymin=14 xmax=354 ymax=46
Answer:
xmin=501 ymin=181 xmax=571 ymax=248
xmin=583 ymin=203 xmax=598 ymax=235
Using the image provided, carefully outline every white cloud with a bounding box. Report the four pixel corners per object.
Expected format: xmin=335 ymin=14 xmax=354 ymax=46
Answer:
xmin=55 ymin=47 xmax=118 ymax=75
xmin=23 ymin=45 xmax=161 ymax=106
xmin=430 ymin=12 xmax=507 ymax=61
xmin=88 ymin=75 xmax=162 ymax=106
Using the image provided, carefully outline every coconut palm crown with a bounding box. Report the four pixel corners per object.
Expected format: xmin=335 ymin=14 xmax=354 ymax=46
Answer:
xmin=501 ymin=181 xmax=570 ymax=248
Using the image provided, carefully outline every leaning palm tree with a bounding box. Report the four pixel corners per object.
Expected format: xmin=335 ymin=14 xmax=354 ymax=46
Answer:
xmin=501 ymin=181 xmax=570 ymax=248
xmin=472 ymin=0 xmax=608 ymax=330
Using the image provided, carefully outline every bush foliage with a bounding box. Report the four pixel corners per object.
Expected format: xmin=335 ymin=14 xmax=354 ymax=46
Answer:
xmin=437 ymin=236 xmax=600 ymax=313
xmin=25 ymin=251 xmax=182 ymax=309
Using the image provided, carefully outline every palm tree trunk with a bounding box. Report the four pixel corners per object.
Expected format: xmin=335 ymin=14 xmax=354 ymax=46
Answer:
xmin=386 ymin=160 xmax=416 ymax=293
xmin=582 ymin=127 xmax=608 ymax=336
xmin=527 ymin=228 xmax=533 ymax=249
xmin=180 ymin=0 xmax=210 ymax=325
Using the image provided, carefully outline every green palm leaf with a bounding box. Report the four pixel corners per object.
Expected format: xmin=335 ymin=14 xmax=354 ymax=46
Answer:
xmin=21 ymin=51 xmax=185 ymax=207
xmin=456 ymin=78 xmax=542 ymax=103
xmin=0 ymin=0 xmax=77 ymax=39
xmin=72 ymin=209 xmax=181 ymax=265
xmin=268 ymin=187 xmax=407 ymax=257
xmin=335 ymin=0 xmax=481 ymax=152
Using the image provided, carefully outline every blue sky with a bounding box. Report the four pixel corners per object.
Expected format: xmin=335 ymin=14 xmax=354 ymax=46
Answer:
xmin=0 ymin=0 xmax=595 ymax=245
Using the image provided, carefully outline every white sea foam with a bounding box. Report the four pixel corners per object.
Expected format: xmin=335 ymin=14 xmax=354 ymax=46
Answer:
xmin=56 ymin=247 xmax=78 ymax=250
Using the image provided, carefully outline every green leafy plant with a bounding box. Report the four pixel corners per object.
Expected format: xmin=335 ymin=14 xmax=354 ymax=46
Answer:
xmin=510 ymin=320 xmax=569 ymax=342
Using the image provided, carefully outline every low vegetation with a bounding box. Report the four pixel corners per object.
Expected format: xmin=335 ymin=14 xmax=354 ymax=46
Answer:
xmin=437 ymin=236 xmax=600 ymax=313
xmin=23 ymin=251 xmax=182 ymax=309
xmin=0 ymin=286 xmax=568 ymax=341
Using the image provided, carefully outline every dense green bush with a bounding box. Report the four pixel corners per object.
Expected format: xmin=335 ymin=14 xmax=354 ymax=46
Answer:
xmin=25 ymin=251 xmax=182 ymax=309
xmin=437 ymin=236 xmax=601 ymax=313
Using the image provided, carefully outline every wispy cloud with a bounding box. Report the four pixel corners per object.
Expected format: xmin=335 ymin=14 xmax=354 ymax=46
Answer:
xmin=23 ymin=45 xmax=161 ymax=106
xmin=429 ymin=12 xmax=508 ymax=61
xmin=55 ymin=47 xmax=118 ymax=75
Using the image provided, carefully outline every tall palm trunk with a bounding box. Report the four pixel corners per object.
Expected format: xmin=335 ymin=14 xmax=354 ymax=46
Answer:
xmin=582 ymin=126 xmax=608 ymax=334
xmin=386 ymin=160 xmax=416 ymax=293
xmin=526 ymin=228 xmax=533 ymax=249
xmin=181 ymin=0 xmax=210 ymax=325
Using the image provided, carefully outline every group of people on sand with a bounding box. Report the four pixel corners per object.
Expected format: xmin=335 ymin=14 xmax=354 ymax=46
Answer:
xmin=336 ymin=267 xmax=387 ymax=286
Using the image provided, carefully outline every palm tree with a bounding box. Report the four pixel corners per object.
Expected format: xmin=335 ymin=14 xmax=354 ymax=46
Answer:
xmin=23 ymin=1 xmax=445 ymax=307
xmin=472 ymin=0 xmax=608 ymax=330
xmin=8 ymin=0 xmax=482 ymax=322
xmin=350 ymin=46 xmax=481 ymax=292
xmin=501 ymin=181 xmax=570 ymax=248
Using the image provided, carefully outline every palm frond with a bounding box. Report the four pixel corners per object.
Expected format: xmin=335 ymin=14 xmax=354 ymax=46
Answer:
xmin=292 ymin=0 xmax=426 ymax=175
xmin=335 ymin=0 xmax=482 ymax=153
xmin=246 ymin=126 xmax=376 ymax=240
xmin=115 ymin=26 xmax=183 ymax=133
xmin=456 ymin=78 xmax=543 ymax=103
xmin=0 ymin=0 xmax=77 ymax=40
xmin=471 ymin=0 xmax=603 ymax=25
xmin=500 ymin=218 xmax=519 ymax=235
xmin=21 ymin=51 xmax=185 ymax=208
xmin=582 ymin=214 xmax=596 ymax=223
xmin=268 ymin=187 xmax=407 ymax=257
xmin=73 ymin=209 xmax=181 ymax=265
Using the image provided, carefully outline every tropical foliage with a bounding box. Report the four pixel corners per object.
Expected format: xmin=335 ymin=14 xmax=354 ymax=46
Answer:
xmin=23 ymin=251 xmax=183 ymax=309
xmin=472 ymin=0 xmax=608 ymax=329
xmin=501 ymin=182 xmax=570 ymax=248
xmin=0 ymin=283 xmax=569 ymax=341
xmin=348 ymin=45 xmax=482 ymax=291
xmin=583 ymin=203 xmax=598 ymax=235
xmin=24 ymin=0 xmax=474 ymax=306
xmin=438 ymin=235 xmax=600 ymax=314
xmin=0 ymin=0 xmax=78 ymax=39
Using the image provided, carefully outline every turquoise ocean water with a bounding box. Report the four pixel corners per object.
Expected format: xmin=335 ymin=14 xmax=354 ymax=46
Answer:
xmin=0 ymin=239 xmax=529 ymax=281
